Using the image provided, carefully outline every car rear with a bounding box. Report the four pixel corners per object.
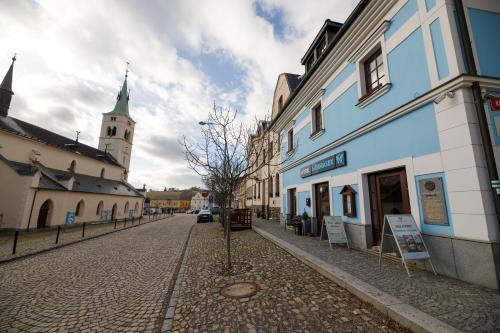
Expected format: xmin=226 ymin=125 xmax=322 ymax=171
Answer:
xmin=197 ymin=210 xmax=213 ymax=223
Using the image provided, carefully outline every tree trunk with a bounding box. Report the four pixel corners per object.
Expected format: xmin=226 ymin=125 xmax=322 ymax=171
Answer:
xmin=225 ymin=199 xmax=232 ymax=270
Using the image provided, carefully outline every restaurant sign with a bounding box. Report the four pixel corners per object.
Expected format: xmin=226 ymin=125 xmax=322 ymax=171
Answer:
xmin=300 ymin=151 xmax=347 ymax=178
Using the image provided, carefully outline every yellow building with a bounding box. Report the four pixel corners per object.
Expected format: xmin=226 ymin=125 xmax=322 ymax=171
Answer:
xmin=146 ymin=189 xmax=196 ymax=212
xmin=0 ymin=57 xmax=144 ymax=229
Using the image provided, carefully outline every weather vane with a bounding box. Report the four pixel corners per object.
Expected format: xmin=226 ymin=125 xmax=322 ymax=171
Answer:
xmin=12 ymin=53 xmax=17 ymax=62
xmin=125 ymin=61 xmax=130 ymax=78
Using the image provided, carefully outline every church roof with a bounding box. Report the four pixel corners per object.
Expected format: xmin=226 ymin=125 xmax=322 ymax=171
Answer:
xmin=0 ymin=56 xmax=14 ymax=94
xmin=107 ymin=72 xmax=130 ymax=117
xmin=0 ymin=116 xmax=122 ymax=167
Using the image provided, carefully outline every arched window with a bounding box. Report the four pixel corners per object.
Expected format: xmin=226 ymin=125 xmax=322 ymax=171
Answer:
xmin=76 ymin=200 xmax=85 ymax=217
xmin=124 ymin=129 xmax=130 ymax=140
xmin=134 ymin=202 xmax=139 ymax=214
xmin=69 ymin=160 xmax=76 ymax=173
xmin=124 ymin=202 xmax=129 ymax=214
xmin=107 ymin=126 xmax=112 ymax=136
xmin=100 ymin=168 xmax=105 ymax=178
xmin=123 ymin=170 xmax=128 ymax=181
xmin=111 ymin=127 xmax=117 ymax=136
xmin=96 ymin=201 xmax=104 ymax=216
xmin=37 ymin=199 xmax=53 ymax=228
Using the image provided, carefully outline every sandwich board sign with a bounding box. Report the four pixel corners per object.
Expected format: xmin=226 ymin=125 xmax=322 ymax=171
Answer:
xmin=379 ymin=214 xmax=436 ymax=277
xmin=320 ymin=216 xmax=349 ymax=248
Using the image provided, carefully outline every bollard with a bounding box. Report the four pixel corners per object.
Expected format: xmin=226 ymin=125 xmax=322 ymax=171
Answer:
xmin=12 ymin=230 xmax=19 ymax=255
xmin=114 ymin=219 xmax=117 ymax=229
xmin=55 ymin=225 xmax=61 ymax=244
xmin=82 ymin=223 xmax=86 ymax=238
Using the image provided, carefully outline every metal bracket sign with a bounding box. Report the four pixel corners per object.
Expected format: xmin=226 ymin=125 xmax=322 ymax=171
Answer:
xmin=320 ymin=216 xmax=349 ymax=248
xmin=379 ymin=214 xmax=436 ymax=277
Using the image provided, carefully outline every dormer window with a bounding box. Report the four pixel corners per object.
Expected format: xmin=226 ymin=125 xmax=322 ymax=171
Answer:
xmin=317 ymin=37 xmax=327 ymax=56
xmin=306 ymin=56 xmax=315 ymax=72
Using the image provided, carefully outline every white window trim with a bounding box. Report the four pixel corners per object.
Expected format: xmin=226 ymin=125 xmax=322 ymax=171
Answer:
xmin=310 ymin=101 xmax=325 ymax=137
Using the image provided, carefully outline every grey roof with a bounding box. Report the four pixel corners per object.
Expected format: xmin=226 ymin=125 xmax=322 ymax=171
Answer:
xmin=0 ymin=155 xmax=142 ymax=197
xmin=284 ymin=73 xmax=301 ymax=92
xmin=0 ymin=116 xmax=122 ymax=167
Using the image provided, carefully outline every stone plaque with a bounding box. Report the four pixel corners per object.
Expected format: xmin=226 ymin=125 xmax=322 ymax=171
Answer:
xmin=418 ymin=177 xmax=449 ymax=226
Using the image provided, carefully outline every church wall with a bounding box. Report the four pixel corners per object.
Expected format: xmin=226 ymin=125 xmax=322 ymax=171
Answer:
xmin=0 ymin=162 xmax=34 ymax=229
xmin=27 ymin=189 xmax=143 ymax=229
xmin=0 ymin=131 xmax=125 ymax=181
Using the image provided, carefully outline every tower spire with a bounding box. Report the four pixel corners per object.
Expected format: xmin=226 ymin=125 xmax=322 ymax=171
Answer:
xmin=110 ymin=62 xmax=130 ymax=116
xmin=0 ymin=54 xmax=16 ymax=117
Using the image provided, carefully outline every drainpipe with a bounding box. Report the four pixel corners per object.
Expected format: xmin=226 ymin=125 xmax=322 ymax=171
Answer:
xmin=454 ymin=0 xmax=500 ymax=232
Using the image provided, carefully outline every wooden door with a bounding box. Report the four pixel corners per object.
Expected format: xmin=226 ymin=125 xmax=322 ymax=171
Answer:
xmin=289 ymin=188 xmax=297 ymax=218
xmin=314 ymin=182 xmax=330 ymax=235
xmin=370 ymin=168 xmax=410 ymax=246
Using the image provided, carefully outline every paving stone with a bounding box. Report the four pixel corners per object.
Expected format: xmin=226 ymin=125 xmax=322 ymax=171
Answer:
xmin=0 ymin=216 xmax=192 ymax=332
xmin=254 ymin=219 xmax=500 ymax=333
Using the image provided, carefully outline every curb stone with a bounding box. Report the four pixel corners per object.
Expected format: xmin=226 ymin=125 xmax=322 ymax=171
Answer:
xmin=253 ymin=225 xmax=462 ymax=333
xmin=0 ymin=216 xmax=175 ymax=266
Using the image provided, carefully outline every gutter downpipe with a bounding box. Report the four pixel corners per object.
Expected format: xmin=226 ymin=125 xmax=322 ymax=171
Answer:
xmin=455 ymin=0 xmax=500 ymax=286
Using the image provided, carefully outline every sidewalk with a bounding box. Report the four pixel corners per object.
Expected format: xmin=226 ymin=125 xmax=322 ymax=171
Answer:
xmin=253 ymin=219 xmax=500 ymax=333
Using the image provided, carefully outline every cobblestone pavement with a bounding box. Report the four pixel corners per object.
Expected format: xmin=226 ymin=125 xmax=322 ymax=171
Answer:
xmin=0 ymin=215 xmax=194 ymax=332
xmin=171 ymin=223 xmax=411 ymax=333
xmin=254 ymin=220 xmax=500 ymax=333
xmin=0 ymin=215 xmax=168 ymax=261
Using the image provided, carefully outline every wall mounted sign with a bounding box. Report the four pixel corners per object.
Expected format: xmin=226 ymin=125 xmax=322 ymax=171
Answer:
xmin=491 ymin=97 xmax=500 ymax=111
xmin=379 ymin=214 xmax=436 ymax=277
xmin=300 ymin=151 xmax=347 ymax=178
xmin=65 ymin=211 xmax=75 ymax=225
xmin=418 ymin=177 xmax=449 ymax=226
xmin=320 ymin=216 xmax=349 ymax=248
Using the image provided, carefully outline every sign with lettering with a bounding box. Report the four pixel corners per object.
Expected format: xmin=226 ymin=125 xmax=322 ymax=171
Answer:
xmin=320 ymin=216 xmax=349 ymax=248
xmin=418 ymin=177 xmax=449 ymax=226
xmin=300 ymin=151 xmax=347 ymax=178
xmin=65 ymin=211 xmax=75 ymax=225
xmin=491 ymin=97 xmax=500 ymax=111
xmin=379 ymin=214 xmax=436 ymax=277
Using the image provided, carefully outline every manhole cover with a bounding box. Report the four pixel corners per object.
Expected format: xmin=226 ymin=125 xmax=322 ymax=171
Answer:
xmin=220 ymin=282 xmax=260 ymax=299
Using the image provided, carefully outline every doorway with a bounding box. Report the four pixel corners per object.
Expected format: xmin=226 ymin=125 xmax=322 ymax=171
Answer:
xmin=314 ymin=182 xmax=330 ymax=236
xmin=369 ymin=168 xmax=410 ymax=246
xmin=288 ymin=188 xmax=297 ymax=218
xmin=37 ymin=200 xmax=51 ymax=228
xmin=111 ymin=204 xmax=118 ymax=220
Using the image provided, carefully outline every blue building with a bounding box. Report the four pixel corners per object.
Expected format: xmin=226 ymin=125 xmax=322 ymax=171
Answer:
xmin=270 ymin=0 xmax=500 ymax=289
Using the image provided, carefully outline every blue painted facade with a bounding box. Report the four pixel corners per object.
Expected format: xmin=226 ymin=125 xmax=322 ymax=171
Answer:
xmin=430 ymin=18 xmax=450 ymax=80
xmin=468 ymin=8 xmax=500 ymax=78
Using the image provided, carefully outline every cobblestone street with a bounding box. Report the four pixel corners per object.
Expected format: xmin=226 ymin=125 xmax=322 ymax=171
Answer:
xmin=0 ymin=215 xmax=194 ymax=332
xmin=171 ymin=223 xmax=410 ymax=333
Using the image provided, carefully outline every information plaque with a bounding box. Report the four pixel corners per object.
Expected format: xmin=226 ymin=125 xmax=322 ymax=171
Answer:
xmin=379 ymin=214 xmax=436 ymax=277
xmin=320 ymin=216 xmax=349 ymax=248
xmin=418 ymin=177 xmax=449 ymax=226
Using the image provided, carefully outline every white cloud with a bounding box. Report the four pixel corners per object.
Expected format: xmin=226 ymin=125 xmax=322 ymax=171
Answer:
xmin=0 ymin=0 xmax=359 ymax=189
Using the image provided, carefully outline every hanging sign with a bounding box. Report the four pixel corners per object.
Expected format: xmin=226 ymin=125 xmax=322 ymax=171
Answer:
xmin=491 ymin=97 xmax=500 ymax=111
xmin=379 ymin=214 xmax=436 ymax=277
xmin=320 ymin=216 xmax=349 ymax=248
xmin=65 ymin=211 xmax=75 ymax=225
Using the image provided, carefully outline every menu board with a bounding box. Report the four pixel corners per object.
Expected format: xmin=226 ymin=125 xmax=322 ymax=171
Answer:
xmin=418 ymin=177 xmax=449 ymax=226
xmin=385 ymin=215 xmax=430 ymax=260
xmin=321 ymin=216 xmax=349 ymax=247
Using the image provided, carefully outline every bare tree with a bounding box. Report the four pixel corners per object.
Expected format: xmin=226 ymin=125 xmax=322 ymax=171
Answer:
xmin=182 ymin=103 xmax=291 ymax=270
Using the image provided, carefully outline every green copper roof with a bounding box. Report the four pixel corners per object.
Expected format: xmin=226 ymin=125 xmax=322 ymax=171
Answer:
xmin=110 ymin=76 xmax=129 ymax=116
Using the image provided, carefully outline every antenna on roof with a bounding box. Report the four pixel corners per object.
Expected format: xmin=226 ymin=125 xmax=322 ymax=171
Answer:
xmin=75 ymin=131 xmax=80 ymax=145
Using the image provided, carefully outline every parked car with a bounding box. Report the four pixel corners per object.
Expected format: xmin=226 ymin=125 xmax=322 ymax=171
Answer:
xmin=197 ymin=210 xmax=213 ymax=223
xmin=186 ymin=209 xmax=194 ymax=214
xmin=210 ymin=207 xmax=221 ymax=215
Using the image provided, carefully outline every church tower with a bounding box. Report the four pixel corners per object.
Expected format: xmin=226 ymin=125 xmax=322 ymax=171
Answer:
xmin=0 ymin=55 xmax=15 ymax=117
xmin=98 ymin=67 xmax=135 ymax=173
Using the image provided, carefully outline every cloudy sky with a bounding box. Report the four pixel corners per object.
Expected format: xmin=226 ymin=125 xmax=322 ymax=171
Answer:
xmin=0 ymin=0 xmax=359 ymax=190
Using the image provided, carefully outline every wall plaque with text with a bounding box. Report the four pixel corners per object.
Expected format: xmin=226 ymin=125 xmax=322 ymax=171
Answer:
xmin=418 ymin=177 xmax=449 ymax=226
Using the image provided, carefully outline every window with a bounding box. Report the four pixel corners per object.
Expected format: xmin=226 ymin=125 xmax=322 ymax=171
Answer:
xmin=317 ymin=37 xmax=327 ymax=56
xmin=278 ymin=95 xmax=283 ymax=112
xmin=111 ymin=116 xmax=116 ymax=121
xmin=69 ymin=160 xmax=76 ymax=173
xmin=257 ymin=182 xmax=260 ymax=199
xmin=312 ymin=102 xmax=322 ymax=134
xmin=306 ymin=56 xmax=315 ymax=72
xmin=111 ymin=127 xmax=117 ymax=136
xmin=107 ymin=126 xmax=112 ymax=136
xmin=287 ymin=129 xmax=294 ymax=152
xmin=364 ymin=48 xmax=385 ymax=95
xmin=268 ymin=142 xmax=273 ymax=162
xmin=268 ymin=177 xmax=273 ymax=198
xmin=100 ymin=168 xmax=105 ymax=178
xmin=124 ymin=129 xmax=130 ymax=140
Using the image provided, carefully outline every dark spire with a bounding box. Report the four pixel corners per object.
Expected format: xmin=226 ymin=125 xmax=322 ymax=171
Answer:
xmin=0 ymin=54 xmax=16 ymax=117
xmin=110 ymin=62 xmax=130 ymax=116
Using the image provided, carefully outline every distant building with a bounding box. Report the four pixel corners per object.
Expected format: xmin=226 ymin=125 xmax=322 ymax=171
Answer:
xmin=146 ymin=189 xmax=196 ymax=213
xmin=190 ymin=191 xmax=210 ymax=210
xmin=0 ymin=57 xmax=144 ymax=229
